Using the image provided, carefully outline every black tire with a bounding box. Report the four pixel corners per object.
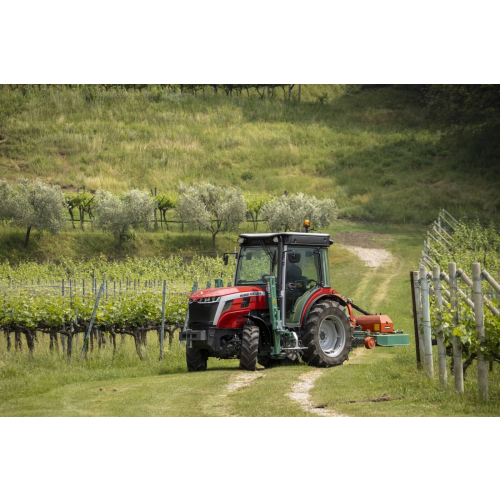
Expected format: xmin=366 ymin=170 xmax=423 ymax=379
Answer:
xmin=186 ymin=346 xmax=208 ymax=372
xmin=301 ymin=301 xmax=352 ymax=368
xmin=240 ymin=322 xmax=259 ymax=371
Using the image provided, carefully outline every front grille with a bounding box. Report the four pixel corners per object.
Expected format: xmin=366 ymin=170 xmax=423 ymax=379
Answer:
xmin=188 ymin=301 xmax=219 ymax=329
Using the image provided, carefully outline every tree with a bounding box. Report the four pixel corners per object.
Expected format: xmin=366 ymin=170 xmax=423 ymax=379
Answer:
xmin=245 ymin=193 xmax=271 ymax=231
xmin=94 ymin=189 xmax=154 ymax=246
xmin=65 ymin=191 xmax=95 ymax=230
xmin=154 ymin=193 xmax=177 ymax=229
xmin=176 ymin=183 xmax=247 ymax=254
xmin=261 ymin=193 xmax=338 ymax=232
xmin=6 ymin=179 xmax=66 ymax=248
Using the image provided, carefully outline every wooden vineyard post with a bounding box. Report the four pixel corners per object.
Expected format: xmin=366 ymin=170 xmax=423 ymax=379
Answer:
xmin=413 ymin=271 xmax=425 ymax=365
xmin=449 ymin=262 xmax=464 ymax=393
xmin=472 ymin=263 xmax=488 ymax=400
xmin=159 ymin=280 xmax=166 ymax=361
xmin=410 ymin=271 xmax=421 ymax=367
xmin=80 ymin=283 xmax=104 ymax=361
xmin=420 ymin=266 xmax=434 ymax=378
xmin=433 ymin=266 xmax=447 ymax=386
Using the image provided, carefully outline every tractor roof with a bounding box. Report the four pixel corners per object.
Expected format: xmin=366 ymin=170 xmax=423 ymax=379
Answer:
xmin=238 ymin=232 xmax=333 ymax=247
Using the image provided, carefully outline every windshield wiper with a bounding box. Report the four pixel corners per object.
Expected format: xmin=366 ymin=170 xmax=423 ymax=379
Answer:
xmin=259 ymin=239 xmax=276 ymax=272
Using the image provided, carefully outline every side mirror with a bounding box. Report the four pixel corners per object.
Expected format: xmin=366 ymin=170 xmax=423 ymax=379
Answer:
xmin=288 ymin=251 xmax=301 ymax=264
xmin=223 ymin=255 xmax=229 ymax=266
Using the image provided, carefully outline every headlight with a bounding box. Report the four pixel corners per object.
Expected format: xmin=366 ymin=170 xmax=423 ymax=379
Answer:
xmin=199 ymin=296 xmax=220 ymax=303
xmin=273 ymin=236 xmax=279 ymax=243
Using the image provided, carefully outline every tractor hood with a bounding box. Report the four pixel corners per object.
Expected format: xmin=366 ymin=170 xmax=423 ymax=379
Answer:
xmin=189 ymin=286 xmax=264 ymax=301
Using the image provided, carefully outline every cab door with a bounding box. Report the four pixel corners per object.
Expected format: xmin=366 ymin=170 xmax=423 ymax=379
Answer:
xmin=284 ymin=247 xmax=321 ymax=325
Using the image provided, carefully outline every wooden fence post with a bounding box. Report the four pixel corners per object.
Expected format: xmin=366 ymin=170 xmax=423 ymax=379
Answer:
xmin=410 ymin=271 xmax=421 ymax=367
xmin=472 ymin=263 xmax=488 ymax=400
xmin=420 ymin=266 xmax=434 ymax=378
xmin=412 ymin=271 xmax=425 ymax=365
xmin=433 ymin=266 xmax=447 ymax=386
xmin=449 ymin=262 xmax=464 ymax=393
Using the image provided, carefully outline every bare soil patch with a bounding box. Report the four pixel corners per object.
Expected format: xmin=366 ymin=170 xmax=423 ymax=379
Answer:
xmin=226 ymin=371 xmax=263 ymax=393
xmin=288 ymin=370 xmax=345 ymax=417
xmin=334 ymin=232 xmax=393 ymax=249
xmin=345 ymin=394 xmax=403 ymax=404
xmin=341 ymin=245 xmax=395 ymax=268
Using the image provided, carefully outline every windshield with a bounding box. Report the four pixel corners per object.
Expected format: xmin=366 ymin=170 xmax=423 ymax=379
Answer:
xmin=236 ymin=246 xmax=277 ymax=285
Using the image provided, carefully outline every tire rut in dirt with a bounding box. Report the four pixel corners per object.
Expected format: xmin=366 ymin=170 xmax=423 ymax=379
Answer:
xmin=240 ymin=322 xmax=259 ymax=371
xmin=301 ymin=301 xmax=352 ymax=368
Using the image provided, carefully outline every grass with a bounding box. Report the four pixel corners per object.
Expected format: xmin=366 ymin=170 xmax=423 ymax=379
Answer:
xmin=1 ymin=220 xmax=499 ymax=416
xmin=310 ymin=222 xmax=500 ymax=416
xmin=0 ymin=224 xmax=245 ymax=261
xmin=1 ymin=85 xmax=499 ymax=224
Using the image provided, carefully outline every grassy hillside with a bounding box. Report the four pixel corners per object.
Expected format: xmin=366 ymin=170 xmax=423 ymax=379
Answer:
xmin=1 ymin=85 xmax=499 ymax=225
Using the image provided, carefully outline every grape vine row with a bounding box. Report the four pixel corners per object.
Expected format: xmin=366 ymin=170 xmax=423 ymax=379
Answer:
xmin=421 ymin=211 xmax=500 ymax=373
xmin=0 ymin=256 xmax=236 ymax=360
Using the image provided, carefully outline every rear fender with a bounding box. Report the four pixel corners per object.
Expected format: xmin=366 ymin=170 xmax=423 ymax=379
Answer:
xmin=301 ymin=293 xmax=355 ymax=326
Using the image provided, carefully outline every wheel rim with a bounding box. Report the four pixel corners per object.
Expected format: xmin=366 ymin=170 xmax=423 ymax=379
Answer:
xmin=318 ymin=315 xmax=346 ymax=358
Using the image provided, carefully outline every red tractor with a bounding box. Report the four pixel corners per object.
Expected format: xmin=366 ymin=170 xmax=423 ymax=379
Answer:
xmin=180 ymin=228 xmax=407 ymax=371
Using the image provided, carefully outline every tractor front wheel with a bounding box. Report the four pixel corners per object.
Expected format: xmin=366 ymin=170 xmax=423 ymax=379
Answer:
xmin=186 ymin=346 xmax=208 ymax=372
xmin=301 ymin=301 xmax=352 ymax=367
xmin=240 ymin=322 xmax=259 ymax=371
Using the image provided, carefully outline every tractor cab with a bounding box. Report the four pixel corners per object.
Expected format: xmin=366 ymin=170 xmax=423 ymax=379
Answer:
xmin=232 ymin=232 xmax=333 ymax=327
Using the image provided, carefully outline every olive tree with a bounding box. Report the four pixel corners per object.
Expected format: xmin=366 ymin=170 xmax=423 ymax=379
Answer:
xmin=95 ymin=189 xmax=154 ymax=246
xmin=261 ymin=193 xmax=338 ymax=232
xmin=5 ymin=179 xmax=66 ymax=248
xmin=176 ymin=183 xmax=247 ymax=254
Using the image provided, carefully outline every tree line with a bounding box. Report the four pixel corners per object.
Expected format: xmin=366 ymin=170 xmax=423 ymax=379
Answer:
xmin=1 ymin=84 xmax=304 ymax=102
xmin=0 ymin=180 xmax=337 ymax=251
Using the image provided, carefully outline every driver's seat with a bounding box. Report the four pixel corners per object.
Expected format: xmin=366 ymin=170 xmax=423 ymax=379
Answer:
xmin=285 ymin=262 xmax=305 ymax=313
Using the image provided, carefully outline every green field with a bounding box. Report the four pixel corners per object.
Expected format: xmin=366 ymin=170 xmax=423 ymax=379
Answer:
xmin=1 ymin=220 xmax=498 ymax=417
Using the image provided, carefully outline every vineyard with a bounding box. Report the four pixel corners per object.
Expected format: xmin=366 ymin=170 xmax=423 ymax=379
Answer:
xmin=0 ymin=256 xmax=235 ymax=360
xmin=414 ymin=210 xmax=500 ymax=399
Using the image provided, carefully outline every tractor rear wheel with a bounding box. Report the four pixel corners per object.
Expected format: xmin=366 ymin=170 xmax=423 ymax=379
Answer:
xmin=186 ymin=346 xmax=208 ymax=372
xmin=240 ymin=322 xmax=259 ymax=371
xmin=301 ymin=301 xmax=352 ymax=368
